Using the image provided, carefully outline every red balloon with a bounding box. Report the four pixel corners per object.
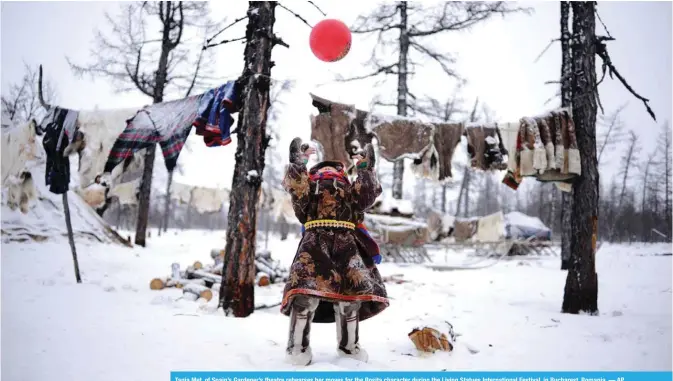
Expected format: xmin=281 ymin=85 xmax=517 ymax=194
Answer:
xmin=309 ymin=19 xmax=352 ymax=62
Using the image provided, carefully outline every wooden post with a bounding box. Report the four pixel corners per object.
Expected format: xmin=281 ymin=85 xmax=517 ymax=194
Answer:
xmin=62 ymin=193 xmax=82 ymax=283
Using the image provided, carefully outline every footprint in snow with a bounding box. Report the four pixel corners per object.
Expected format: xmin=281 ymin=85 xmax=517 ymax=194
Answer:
xmin=103 ymin=285 xmax=116 ymax=292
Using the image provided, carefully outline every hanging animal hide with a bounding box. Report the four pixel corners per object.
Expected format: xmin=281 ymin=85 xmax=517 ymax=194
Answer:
xmin=309 ymin=93 xmax=373 ymax=166
xmin=465 ymin=124 xmax=508 ymax=171
xmin=368 ymin=114 xmax=434 ymax=162
xmin=434 ymin=123 xmax=465 ymax=180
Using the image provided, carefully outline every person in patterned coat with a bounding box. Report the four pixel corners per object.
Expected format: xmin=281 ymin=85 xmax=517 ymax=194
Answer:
xmin=281 ymin=138 xmax=389 ymax=366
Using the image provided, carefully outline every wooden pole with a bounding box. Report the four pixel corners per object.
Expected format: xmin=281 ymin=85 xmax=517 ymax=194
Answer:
xmin=63 ymin=190 xmax=81 ymax=283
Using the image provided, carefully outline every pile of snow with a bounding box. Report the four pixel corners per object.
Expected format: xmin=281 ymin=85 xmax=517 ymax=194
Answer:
xmin=504 ymin=211 xmax=548 ymax=230
xmin=375 ymin=194 xmax=415 ymax=216
xmin=504 ymin=211 xmax=551 ymax=240
xmin=1 ymin=232 xmax=671 ymax=377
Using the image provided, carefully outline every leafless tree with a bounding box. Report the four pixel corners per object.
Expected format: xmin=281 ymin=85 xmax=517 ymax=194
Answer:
xmin=219 ymin=1 xmax=296 ymax=318
xmin=639 ymin=151 xmax=658 ymax=240
xmin=342 ymin=1 xmax=528 ymax=200
xmin=1 ymin=63 xmax=57 ymax=126
xmin=616 ymin=131 xmax=641 ymax=211
xmin=456 ymin=97 xmax=480 ymax=217
xmin=69 ymin=1 xmax=221 ymax=247
xmin=597 ymin=104 xmax=628 ymax=167
xmin=562 ymin=1 xmax=657 ymax=315
xmin=562 ymin=1 xmax=600 ymax=315
xmin=559 ymin=1 xmax=573 ymax=270
xmin=655 ymin=122 xmax=672 ymax=232
xmin=261 ymin=79 xmax=295 ymax=247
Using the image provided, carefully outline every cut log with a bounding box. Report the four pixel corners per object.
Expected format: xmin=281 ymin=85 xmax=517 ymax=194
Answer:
xmin=186 ymin=269 xmax=221 ymax=284
xmin=257 ymin=272 xmax=271 ymax=287
xmin=171 ymin=263 xmax=181 ymax=280
xmin=210 ymin=248 xmax=224 ymax=259
xmin=210 ymin=263 xmax=224 ymax=275
xmin=193 ymin=261 xmax=203 ymax=270
xmin=183 ymin=283 xmax=214 ymax=301
xmin=167 ymin=279 xmax=206 ymax=288
xmin=150 ymin=278 xmax=165 ymax=290
xmin=182 ymin=292 xmax=198 ymax=302
xmin=200 ymin=289 xmax=213 ymax=302
xmin=257 ymin=250 xmax=272 ymax=260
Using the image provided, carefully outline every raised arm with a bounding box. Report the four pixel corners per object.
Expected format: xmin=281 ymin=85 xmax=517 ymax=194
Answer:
xmin=282 ymin=138 xmax=314 ymax=223
xmin=352 ymin=144 xmax=382 ymax=211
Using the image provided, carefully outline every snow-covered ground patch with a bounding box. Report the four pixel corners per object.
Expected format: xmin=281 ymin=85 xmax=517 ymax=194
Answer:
xmin=1 ymin=231 xmax=671 ymax=379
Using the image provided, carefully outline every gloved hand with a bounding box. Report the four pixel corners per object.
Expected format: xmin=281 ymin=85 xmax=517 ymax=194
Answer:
xmin=289 ymin=138 xmax=315 ymax=166
xmin=372 ymin=254 xmax=382 ymax=264
xmin=355 ymin=143 xmax=376 ymax=169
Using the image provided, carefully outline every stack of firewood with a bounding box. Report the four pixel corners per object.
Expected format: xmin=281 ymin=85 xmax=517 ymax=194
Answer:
xmin=149 ymin=249 xmax=289 ymax=302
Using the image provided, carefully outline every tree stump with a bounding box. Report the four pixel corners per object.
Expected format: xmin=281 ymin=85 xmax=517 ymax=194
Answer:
xmin=150 ymin=278 xmax=165 ymax=290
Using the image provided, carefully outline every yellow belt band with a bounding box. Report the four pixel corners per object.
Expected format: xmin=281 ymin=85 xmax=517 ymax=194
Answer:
xmin=304 ymin=219 xmax=355 ymax=230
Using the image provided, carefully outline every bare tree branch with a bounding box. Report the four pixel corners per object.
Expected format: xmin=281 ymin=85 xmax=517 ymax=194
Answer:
xmin=408 ymin=2 xmax=532 ymax=37
xmin=68 ymin=2 xmax=220 ymax=100
xmin=597 ymin=104 xmax=627 ymax=166
xmin=534 ymin=38 xmax=560 ymax=63
xmin=307 ymin=1 xmax=326 ymax=16
xmin=206 ymin=15 xmax=248 ymax=44
xmin=203 ymin=36 xmax=246 ymax=50
xmin=3 ymin=63 xmax=57 ymax=124
xmin=335 ymin=63 xmax=398 ymax=82
xmin=409 ymin=41 xmax=459 ymax=78
xmin=595 ymin=36 xmax=656 ymax=121
xmin=277 ymin=3 xmax=312 ymax=28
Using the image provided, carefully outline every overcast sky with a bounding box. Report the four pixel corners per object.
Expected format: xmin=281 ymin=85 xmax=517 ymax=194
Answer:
xmin=1 ymin=1 xmax=671 ymax=195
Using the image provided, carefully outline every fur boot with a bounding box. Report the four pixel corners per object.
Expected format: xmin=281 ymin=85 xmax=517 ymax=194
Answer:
xmin=334 ymin=301 xmax=368 ymax=363
xmin=285 ymin=296 xmax=319 ymax=366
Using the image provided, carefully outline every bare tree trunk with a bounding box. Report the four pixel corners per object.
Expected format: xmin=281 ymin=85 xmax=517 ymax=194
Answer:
xmin=463 ymin=169 xmax=470 ymax=217
xmin=562 ymin=1 xmax=599 ymax=315
xmin=162 ymin=170 xmax=173 ymax=233
xmin=63 ymin=193 xmax=82 ymax=283
xmin=392 ymin=1 xmax=409 ymax=200
xmin=441 ymin=183 xmax=447 ymax=213
xmin=186 ymin=192 xmax=194 ymax=229
xmin=220 ymin=2 xmax=277 ymax=318
xmin=618 ymin=132 xmax=638 ymax=211
xmin=135 ymin=146 xmax=156 ymax=247
xmin=560 ymin=1 xmax=573 ymax=270
xmin=134 ymin=2 xmax=174 ymax=247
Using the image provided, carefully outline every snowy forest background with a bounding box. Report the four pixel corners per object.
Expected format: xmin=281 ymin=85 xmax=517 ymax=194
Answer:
xmin=1 ymin=1 xmax=670 ymax=244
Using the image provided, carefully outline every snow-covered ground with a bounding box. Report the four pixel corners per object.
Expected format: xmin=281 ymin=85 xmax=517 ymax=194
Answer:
xmin=1 ymin=231 xmax=671 ymax=380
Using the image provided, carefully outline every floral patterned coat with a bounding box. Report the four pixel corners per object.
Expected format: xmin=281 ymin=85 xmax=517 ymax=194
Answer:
xmin=280 ymin=160 xmax=389 ymax=323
